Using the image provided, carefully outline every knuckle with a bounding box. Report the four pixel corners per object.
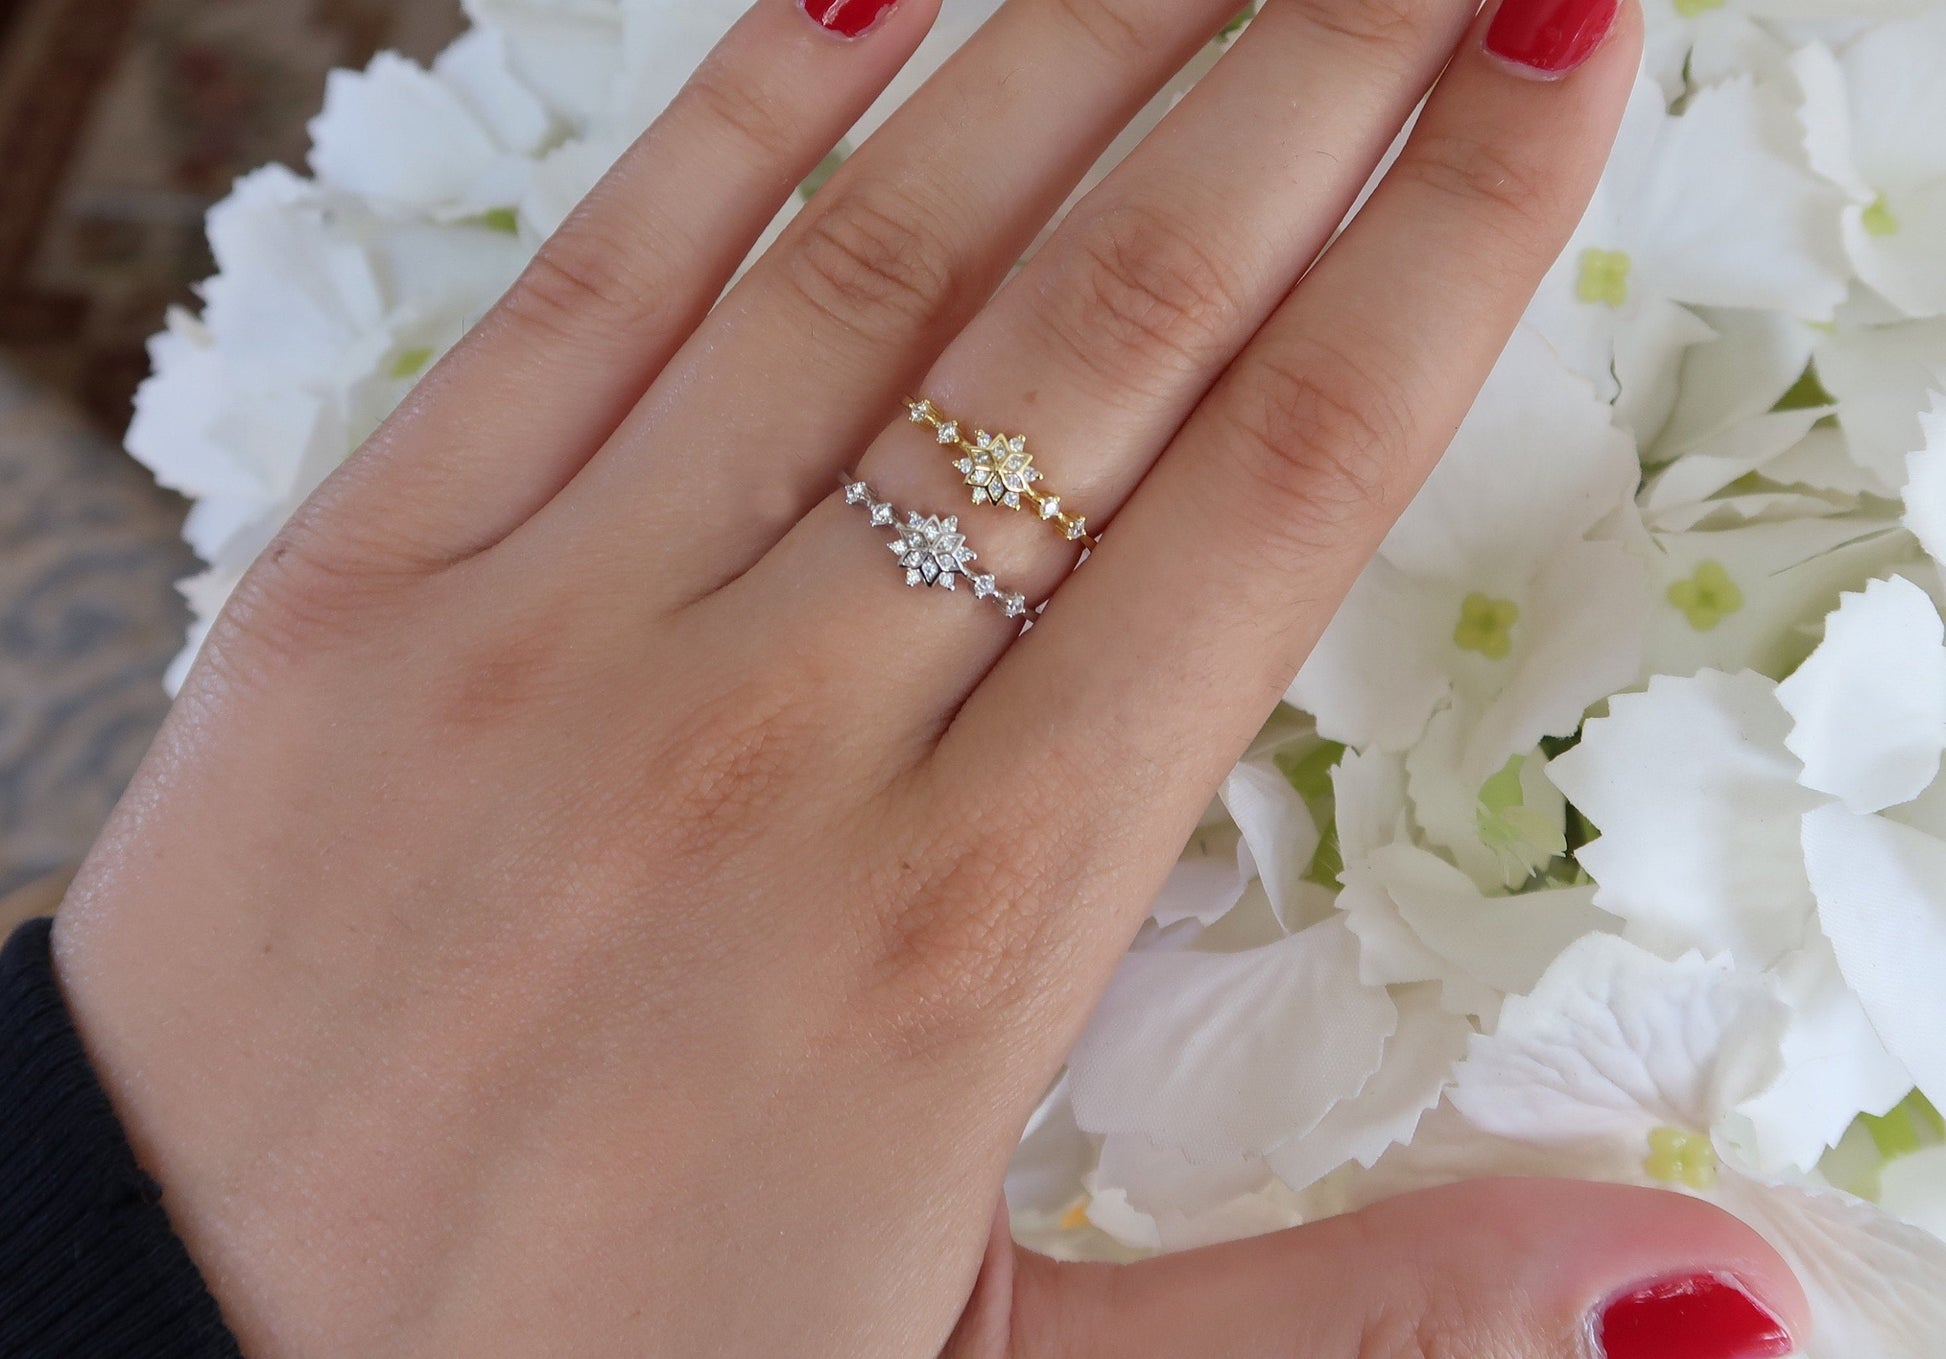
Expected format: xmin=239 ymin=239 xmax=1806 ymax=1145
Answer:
xmin=680 ymin=61 xmax=802 ymax=166
xmin=861 ymin=807 xmax=1079 ymax=1051
xmin=1287 ymin=0 xmax=1439 ymax=71
xmin=1040 ymin=200 xmax=1249 ymax=400
xmin=645 ymin=673 xmax=816 ymax=861
xmin=1048 ymin=0 xmax=1158 ymax=64
xmin=1400 ymin=131 xmax=1563 ymax=237
xmin=503 ymin=213 xmax=670 ymax=347
xmin=783 ymin=180 xmax=964 ymax=335
xmin=1216 ymin=340 xmax=1407 ymax=550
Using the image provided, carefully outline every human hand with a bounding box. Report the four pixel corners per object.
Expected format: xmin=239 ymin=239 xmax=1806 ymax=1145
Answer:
xmin=51 ymin=0 xmax=1811 ymax=1353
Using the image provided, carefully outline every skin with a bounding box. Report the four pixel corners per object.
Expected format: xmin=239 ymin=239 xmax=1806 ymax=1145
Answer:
xmin=46 ymin=0 xmax=1814 ymax=1353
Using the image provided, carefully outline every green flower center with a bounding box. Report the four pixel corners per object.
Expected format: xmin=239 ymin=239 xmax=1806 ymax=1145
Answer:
xmin=1667 ymin=560 xmax=1743 ymax=632
xmin=1645 ymin=1127 xmax=1718 ymax=1190
xmin=1862 ymin=195 xmax=1900 ymax=237
xmin=1673 ymin=0 xmax=1725 ymax=14
xmin=1276 ymin=739 xmax=1348 ymax=888
xmin=1576 ymin=248 xmax=1631 ymax=307
xmin=1455 ymin=593 xmax=1520 ymax=659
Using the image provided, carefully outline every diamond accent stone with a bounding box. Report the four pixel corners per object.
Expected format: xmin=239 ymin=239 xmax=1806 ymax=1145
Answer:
xmin=907 ymin=401 xmax=929 ymax=422
xmin=844 ymin=481 xmax=871 ymax=505
xmin=1039 ymin=497 xmax=1060 ymax=520
xmin=1008 ymin=435 xmax=1026 ymax=454
xmin=936 ymin=421 xmax=959 ymax=444
xmin=1064 ymin=518 xmax=1086 ymax=541
xmin=869 ymin=502 xmax=894 ymax=526
xmin=954 ymin=458 xmax=974 ymax=474
xmin=1002 ymin=490 xmax=1020 ymax=509
xmin=972 ymin=574 xmax=997 ymax=598
xmin=1001 ymin=593 xmax=1027 ymax=618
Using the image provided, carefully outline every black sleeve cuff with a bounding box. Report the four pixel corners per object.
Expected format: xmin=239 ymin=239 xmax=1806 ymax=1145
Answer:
xmin=1 ymin=917 xmax=243 ymax=1358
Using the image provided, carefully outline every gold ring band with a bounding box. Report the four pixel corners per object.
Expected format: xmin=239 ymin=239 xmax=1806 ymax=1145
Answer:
xmin=905 ymin=398 xmax=1099 ymax=550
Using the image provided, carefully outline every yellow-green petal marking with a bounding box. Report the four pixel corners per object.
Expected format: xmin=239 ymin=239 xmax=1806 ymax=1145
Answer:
xmin=1456 ymin=593 xmax=1520 ymax=660
xmin=1667 ymin=560 xmax=1743 ymax=632
xmin=1576 ymin=248 xmax=1632 ymax=307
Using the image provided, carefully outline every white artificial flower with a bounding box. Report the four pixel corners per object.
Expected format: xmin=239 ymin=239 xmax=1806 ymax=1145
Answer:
xmin=1795 ymin=14 xmax=1946 ymax=318
xmin=1638 ymin=0 xmax=1791 ymax=102
xmin=1548 ymin=667 xmax=1914 ymax=1167
xmin=1289 ymin=329 xmax=1647 ymax=785
xmin=1524 ymin=75 xmax=1848 ymax=420
xmin=464 ymin=0 xmax=626 ymax=131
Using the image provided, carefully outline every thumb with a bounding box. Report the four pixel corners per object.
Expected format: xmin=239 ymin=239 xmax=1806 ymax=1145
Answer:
xmin=999 ymin=1179 xmax=1810 ymax=1359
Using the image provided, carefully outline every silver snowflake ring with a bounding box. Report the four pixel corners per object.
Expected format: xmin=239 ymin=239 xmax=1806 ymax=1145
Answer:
xmin=840 ymin=475 xmax=1034 ymax=620
xmin=905 ymin=397 xmax=1098 ymax=550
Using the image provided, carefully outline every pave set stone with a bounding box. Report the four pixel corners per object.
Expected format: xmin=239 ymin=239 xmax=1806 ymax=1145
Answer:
xmin=906 ymin=398 xmax=1094 ymax=547
xmin=842 ymin=477 xmax=1030 ymax=619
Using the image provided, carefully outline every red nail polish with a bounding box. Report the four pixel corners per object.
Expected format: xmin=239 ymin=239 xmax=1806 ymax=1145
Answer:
xmin=1483 ymin=0 xmax=1619 ymax=75
xmin=1597 ymin=1274 xmax=1794 ymax=1359
xmin=802 ymin=0 xmax=898 ymax=37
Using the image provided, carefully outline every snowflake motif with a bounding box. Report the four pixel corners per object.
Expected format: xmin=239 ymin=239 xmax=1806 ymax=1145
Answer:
xmin=955 ymin=432 xmax=1039 ymax=509
xmin=890 ymin=512 xmax=977 ymax=589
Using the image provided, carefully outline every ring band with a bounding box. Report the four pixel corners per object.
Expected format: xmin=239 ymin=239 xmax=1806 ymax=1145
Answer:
xmin=842 ymin=475 xmax=1034 ymax=619
xmin=905 ymin=398 xmax=1099 ymax=550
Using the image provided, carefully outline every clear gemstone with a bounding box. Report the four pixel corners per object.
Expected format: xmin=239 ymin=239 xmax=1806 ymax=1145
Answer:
xmin=1002 ymin=491 xmax=1020 ymax=509
xmin=971 ymin=486 xmax=989 ymax=505
xmin=905 ymin=568 xmax=922 ymax=587
xmin=844 ymin=481 xmax=870 ymax=504
xmin=973 ymin=574 xmax=996 ymax=597
xmin=1002 ymin=593 xmax=1027 ymax=618
xmin=1065 ymin=518 xmax=1086 ymax=541
xmin=1039 ymin=497 xmax=1060 ymax=519
xmin=1008 ymin=435 xmax=1026 ymax=454
xmin=954 ymin=458 xmax=973 ymax=474
xmin=870 ymin=503 xmax=894 ymax=526
xmin=907 ymin=401 xmax=928 ymax=422
xmin=936 ymin=422 xmax=959 ymax=444
xmin=939 ymin=572 xmax=956 ymax=590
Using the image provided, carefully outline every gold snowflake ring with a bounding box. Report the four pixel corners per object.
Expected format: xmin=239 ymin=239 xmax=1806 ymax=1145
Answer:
xmin=904 ymin=398 xmax=1099 ymax=550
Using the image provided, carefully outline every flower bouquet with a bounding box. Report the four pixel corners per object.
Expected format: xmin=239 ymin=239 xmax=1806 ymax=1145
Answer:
xmin=127 ymin=0 xmax=1946 ymax=1350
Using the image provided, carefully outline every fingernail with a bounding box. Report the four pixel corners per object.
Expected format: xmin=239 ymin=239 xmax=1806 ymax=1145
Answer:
xmin=1483 ymin=0 xmax=1619 ymax=75
xmin=801 ymin=0 xmax=898 ymax=37
xmin=1596 ymin=1274 xmax=1794 ymax=1359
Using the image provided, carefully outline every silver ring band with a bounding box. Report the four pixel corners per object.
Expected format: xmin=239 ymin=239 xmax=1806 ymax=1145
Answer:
xmin=842 ymin=475 xmax=1032 ymax=619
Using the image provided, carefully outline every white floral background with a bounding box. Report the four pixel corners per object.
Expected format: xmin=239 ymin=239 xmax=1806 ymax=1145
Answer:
xmin=126 ymin=0 xmax=1946 ymax=1350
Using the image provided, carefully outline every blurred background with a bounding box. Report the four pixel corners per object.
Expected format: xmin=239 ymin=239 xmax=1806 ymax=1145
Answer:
xmin=0 ymin=0 xmax=461 ymax=921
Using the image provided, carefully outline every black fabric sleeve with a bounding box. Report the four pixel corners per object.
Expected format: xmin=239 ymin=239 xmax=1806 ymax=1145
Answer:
xmin=1 ymin=917 xmax=243 ymax=1358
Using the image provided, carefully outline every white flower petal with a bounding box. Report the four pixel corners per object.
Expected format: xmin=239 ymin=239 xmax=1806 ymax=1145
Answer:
xmin=1905 ymin=391 xmax=1946 ymax=564
xmin=1804 ymin=803 xmax=1946 ymax=1113
xmin=1451 ymin=935 xmax=1788 ymax=1144
xmin=1779 ymin=577 xmax=1946 ymax=812
xmin=1066 ymin=920 xmax=1397 ymax=1162
xmin=1221 ymin=758 xmax=1320 ymax=928
xmin=1732 ymin=939 xmax=1914 ymax=1173
xmin=1265 ymin=987 xmax=1471 ymax=1192
xmin=1647 ymin=306 xmax=1816 ymax=460
xmin=1287 ymin=557 xmax=1450 ymax=753
xmin=1815 ymin=316 xmax=1946 ymax=490
xmin=309 ymin=53 xmax=511 ymax=211
xmin=1548 ymin=670 xmax=1825 ymax=966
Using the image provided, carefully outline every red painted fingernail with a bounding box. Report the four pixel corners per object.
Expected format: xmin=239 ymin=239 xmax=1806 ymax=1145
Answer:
xmin=801 ymin=0 xmax=898 ymax=37
xmin=1483 ymin=0 xmax=1619 ymax=75
xmin=1597 ymin=1274 xmax=1794 ymax=1359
